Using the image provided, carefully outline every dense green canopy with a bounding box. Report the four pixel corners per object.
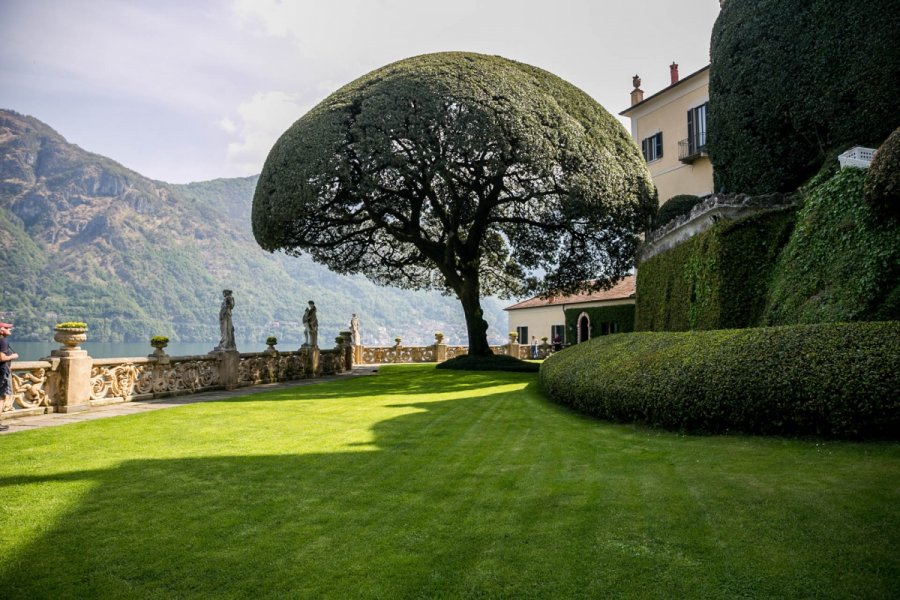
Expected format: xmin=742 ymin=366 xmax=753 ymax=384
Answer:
xmin=708 ymin=0 xmax=900 ymax=194
xmin=253 ymin=52 xmax=655 ymax=354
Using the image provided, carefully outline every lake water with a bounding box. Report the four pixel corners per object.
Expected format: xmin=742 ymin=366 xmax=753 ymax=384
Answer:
xmin=11 ymin=341 xmax=272 ymax=362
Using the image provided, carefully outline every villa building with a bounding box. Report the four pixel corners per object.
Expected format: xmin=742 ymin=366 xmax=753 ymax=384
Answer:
xmin=620 ymin=63 xmax=714 ymax=204
xmin=504 ymin=275 xmax=636 ymax=346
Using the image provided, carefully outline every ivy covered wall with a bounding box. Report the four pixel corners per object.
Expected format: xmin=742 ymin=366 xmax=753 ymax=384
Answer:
xmin=635 ymin=209 xmax=797 ymax=331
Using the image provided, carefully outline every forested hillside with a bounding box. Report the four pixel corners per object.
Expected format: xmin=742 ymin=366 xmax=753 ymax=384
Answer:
xmin=0 ymin=109 xmax=509 ymax=345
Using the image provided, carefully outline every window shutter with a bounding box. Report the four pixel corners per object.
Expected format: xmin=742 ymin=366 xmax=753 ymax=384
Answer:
xmin=655 ymin=133 xmax=663 ymax=158
xmin=641 ymin=138 xmax=649 ymax=161
xmin=687 ymin=109 xmax=694 ymax=152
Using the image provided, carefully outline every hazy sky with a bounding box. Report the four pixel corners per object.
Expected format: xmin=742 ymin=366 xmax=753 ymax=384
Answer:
xmin=1 ymin=1 xmax=721 ymax=184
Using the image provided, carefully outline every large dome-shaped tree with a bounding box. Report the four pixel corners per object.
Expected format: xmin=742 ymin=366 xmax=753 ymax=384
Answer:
xmin=253 ymin=52 xmax=655 ymax=355
xmin=709 ymin=0 xmax=900 ymax=194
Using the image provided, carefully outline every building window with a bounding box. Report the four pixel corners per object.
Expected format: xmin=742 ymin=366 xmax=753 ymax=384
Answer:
xmin=599 ymin=321 xmax=620 ymax=336
xmin=641 ymin=132 xmax=663 ymax=162
xmin=551 ymin=324 xmax=565 ymax=345
xmin=687 ymin=103 xmax=707 ymax=153
xmin=516 ymin=326 xmax=528 ymax=344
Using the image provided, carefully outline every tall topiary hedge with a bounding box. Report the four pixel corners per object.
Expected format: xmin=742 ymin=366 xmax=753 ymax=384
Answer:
xmin=635 ymin=208 xmax=797 ymax=331
xmin=540 ymin=322 xmax=900 ymax=439
xmin=865 ymin=126 xmax=900 ymax=220
xmin=708 ymin=0 xmax=900 ymax=194
xmin=765 ymin=168 xmax=900 ymax=324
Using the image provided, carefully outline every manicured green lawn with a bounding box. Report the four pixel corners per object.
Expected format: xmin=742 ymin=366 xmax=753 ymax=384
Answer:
xmin=0 ymin=364 xmax=897 ymax=599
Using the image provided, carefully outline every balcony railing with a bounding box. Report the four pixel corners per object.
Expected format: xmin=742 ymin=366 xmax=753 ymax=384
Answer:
xmin=678 ymin=137 xmax=707 ymax=164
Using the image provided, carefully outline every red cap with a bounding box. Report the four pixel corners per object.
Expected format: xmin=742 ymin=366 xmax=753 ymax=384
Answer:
xmin=0 ymin=322 xmax=13 ymax=328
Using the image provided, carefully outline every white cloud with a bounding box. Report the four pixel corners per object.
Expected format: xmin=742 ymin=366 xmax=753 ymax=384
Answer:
xmin=223 ymin=91 xmax=314 ymax=174
xmin=219 ymin=117 xmax=238 ymax=134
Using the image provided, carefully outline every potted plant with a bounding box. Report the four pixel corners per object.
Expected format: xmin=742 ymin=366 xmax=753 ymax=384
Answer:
xmin=150 ymin=335 xmax=170 ymax=350
xmin=266 ymin=336 xmax=278 ymax=347
xmin=394 ymin=337 xmax=402 ymax=346
xmin=508 ymin=331 xmax=518 ymax=343
xmin=434 ymin=331 xmax=445 ymax=344
xmin=54 ymin=322 xmax=88 ymax=349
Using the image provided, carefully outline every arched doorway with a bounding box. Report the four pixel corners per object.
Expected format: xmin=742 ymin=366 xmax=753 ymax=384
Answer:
xmin=577 ymin=312 xmax=591 ymax=343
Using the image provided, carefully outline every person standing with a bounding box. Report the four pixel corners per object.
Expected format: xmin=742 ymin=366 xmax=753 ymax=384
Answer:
xmin=530 ymin=335 xmax=539 ymax=359
xmin=0 ymin=322 xmax=19 ymax=432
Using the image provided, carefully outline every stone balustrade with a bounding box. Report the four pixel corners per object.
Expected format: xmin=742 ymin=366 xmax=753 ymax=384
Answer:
xmin=2 ymin=336 xmax=556 ymax=423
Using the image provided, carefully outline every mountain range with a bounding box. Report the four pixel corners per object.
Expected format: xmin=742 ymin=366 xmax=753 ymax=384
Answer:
xmin=0 ymin=109 xmax=510 ymax=346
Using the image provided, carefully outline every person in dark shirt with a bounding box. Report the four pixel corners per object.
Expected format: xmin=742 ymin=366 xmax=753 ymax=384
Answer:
xmin=0 ymin=322 xmax=19 ymax=432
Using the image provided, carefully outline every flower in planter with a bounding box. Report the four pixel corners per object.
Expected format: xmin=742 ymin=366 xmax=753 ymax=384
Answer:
xmin=150 ymin=335 xmax=169 ymax=347
xmin=55 ymin=322 xmax=88 ymax=330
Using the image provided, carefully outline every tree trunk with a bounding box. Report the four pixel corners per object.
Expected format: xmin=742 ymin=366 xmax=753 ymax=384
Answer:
xmin=458 ymin=277 xmax=493 ymax=357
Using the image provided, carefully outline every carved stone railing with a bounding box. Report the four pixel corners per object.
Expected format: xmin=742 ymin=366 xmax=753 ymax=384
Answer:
xmin=638 ymin=192 xmax=800 ymax=263
xmin=3 ymin=361 xmax=57 ymax=417
xmin=89 ymin=355 xmax=222 ymax=407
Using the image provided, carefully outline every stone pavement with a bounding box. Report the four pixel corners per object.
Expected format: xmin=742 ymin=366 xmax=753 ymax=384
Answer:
xmin=0 ymin=365 xmax=380 ymax=435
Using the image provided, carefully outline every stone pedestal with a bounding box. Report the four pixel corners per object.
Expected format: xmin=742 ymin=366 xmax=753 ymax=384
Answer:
xmin=304 ymin=347 xmax=320 ymax=378
xmin=340 ymin=331 xmax=354 ymax=369
xmin=51 ymin=348 xmax=92 ymax=413
xmin=212 ymin=350 xmax=240 ymax=390
xmin=354 ymin=345 xmax=363 ymax=365
xmin=507 ymin=342 xmax=521 ymax=359
xmin=434 ymin=343 xmax=448 ymax=362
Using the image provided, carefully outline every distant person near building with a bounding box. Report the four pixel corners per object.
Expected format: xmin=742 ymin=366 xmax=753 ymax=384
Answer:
xmin=530 ymin=336 xmax=538 ymax=359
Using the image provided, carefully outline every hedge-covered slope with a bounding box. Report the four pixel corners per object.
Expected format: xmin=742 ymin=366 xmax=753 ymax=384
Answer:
xmin=765 ymin=168 xmax=900 ymax=324
xmin=635 ymin=208 xmax=797 ymax=331
xmin=708 ymin=0 xmax=900 ymax=194
xmin=540 ymin=322 xmax=900 ymax=439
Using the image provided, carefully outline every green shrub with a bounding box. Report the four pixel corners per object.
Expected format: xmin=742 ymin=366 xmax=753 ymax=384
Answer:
xmin=708 ymin=0 xmax=900 ymax=194
xmin=865 ymin=127 xmax=900 ymax=219
xmin=635 ymin=208 xmax=797 ymax=331
xmin=266 ymin=336 xmax=278 ymax=346
xmin=766 ymin=168 xmax=900 ymax=324
xmin=654 ymin=194 xmax=701 ymax=229
xmin=55 ymin=322 xmax=88 ymax=329
xmin=437 ymin=354 xmax=539 ymax=373
xmin=540 ymin=322 xmax=900 ymax=439
xmin=150 ymin=335 xmax=169 ymax=345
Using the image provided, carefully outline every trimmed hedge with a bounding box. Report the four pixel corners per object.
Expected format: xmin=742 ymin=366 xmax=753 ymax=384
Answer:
xmin=653 ymin=194 xmax=701 ymax=229
xmin=708 ymin=0 xmax=900 ymax=194
xmin=865 ymin=126 xmax=900 ymax=220
xmin=766 ymin=168 xmax=900 ymax=324
xmin=564 ymin=304 xmax=635 ymax=342
xmin=635 ymin=208 xmax=797 ymax=331
xmin=540 ymin=322 xmax=900 ymax=439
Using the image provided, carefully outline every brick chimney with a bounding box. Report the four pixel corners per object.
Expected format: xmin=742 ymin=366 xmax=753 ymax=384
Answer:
xmin=630 ymin=74 xmax=644 ymax=105
xmin=670 ymin=62 xmax=679 ymax=85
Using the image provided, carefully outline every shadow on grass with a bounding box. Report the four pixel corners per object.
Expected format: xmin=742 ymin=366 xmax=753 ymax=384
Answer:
xmin=1 ymin=373 xmax=898 ymax=599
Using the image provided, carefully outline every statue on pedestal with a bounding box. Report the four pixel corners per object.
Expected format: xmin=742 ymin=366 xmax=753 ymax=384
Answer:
xmin=302 ymin=300 xmax=318 ymax=348
xmin=350 ymin=314 xmax=360 ymax=346
xmin=214 ymin=289 xmax=236 ymax=352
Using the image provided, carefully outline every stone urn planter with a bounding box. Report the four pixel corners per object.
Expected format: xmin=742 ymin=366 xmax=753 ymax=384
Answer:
xmin=54 ymin=323 xmax=88 ymax=350
xmin=434 ymin=332 xmax=445 ymax=344
xmin=150 ymin=336 xmax=169 ymax=358
xmin=508 ymin=332 xmax=518 ymax=343
xmin=265 ymin=336 xmax=278 ymax=355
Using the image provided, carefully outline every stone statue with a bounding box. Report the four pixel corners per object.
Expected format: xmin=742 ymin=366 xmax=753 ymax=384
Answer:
xmin=214 ymin=289 xmax=236 ymax=351
xmin=350 ymin=314 xmax=360 ymax=346
xmin=302 ymin=300 xmax=318 ymax=348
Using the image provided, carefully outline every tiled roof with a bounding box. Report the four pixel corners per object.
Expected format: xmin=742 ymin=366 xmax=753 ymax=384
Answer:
xmin=504 ymin=275 xmax=636 ymax=311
